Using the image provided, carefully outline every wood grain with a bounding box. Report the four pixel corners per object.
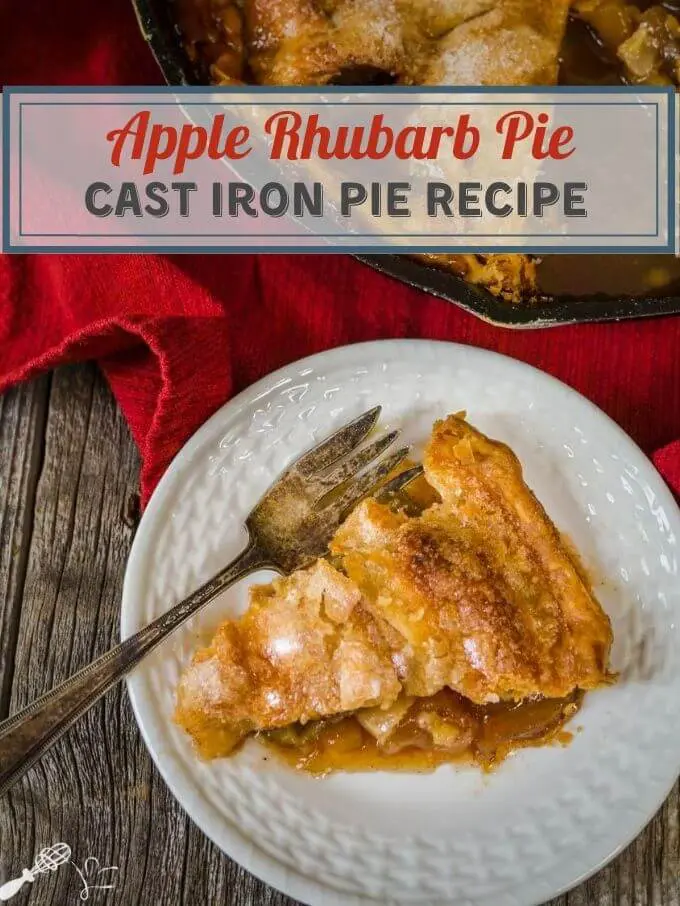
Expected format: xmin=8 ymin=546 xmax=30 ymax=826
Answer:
xmin=0 ymin=363 xmax=678 ymax=906
xmin=0 ymin=377 xmax=49 ymax=721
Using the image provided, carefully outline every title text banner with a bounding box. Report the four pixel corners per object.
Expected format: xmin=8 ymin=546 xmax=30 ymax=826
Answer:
xmin=1 ymin=86 xmax=675 ymax=253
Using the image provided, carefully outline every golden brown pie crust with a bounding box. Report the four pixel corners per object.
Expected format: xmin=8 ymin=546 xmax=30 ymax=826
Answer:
xmin=175 ymin=414 xmax=613 ymax=769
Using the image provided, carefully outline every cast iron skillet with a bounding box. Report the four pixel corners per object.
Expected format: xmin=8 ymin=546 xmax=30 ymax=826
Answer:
xmin=132 ymin=0 xmax=680 ymax=328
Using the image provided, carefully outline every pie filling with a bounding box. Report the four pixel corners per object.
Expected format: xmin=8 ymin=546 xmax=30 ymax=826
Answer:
xmin=175 ymin=414 xmax=614 ymax=774
xmin=261 ymin=689 xmax=583 ymax=774
xmin=173 ymin=0 xmax=680 ymax=302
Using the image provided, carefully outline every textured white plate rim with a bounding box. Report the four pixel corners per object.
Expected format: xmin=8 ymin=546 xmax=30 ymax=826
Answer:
xmin=121 ymin=338 xmax=680 ymax=906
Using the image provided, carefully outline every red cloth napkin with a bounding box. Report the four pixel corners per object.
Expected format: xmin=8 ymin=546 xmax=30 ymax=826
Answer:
xmin=1 ymin=0 xmax=680 ymax=505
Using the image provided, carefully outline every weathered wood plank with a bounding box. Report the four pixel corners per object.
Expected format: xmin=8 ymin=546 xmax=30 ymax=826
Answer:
xmin=0 ymin=362 xmax=677 ymax=906
xmin=0 ymin=363 xmax=143 ymax=904
xmin=0 ymin=364 xmax=295 ymax=906
xmin=0 ymin=376 xmax=50 ymax=719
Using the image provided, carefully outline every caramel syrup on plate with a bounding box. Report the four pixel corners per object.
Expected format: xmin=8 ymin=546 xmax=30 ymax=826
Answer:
xmin=261 ymin=689 xmax=582 ymax=775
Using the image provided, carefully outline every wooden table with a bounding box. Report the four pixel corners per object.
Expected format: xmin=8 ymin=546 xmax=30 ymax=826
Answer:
xmin=1 ymin=363 xmax=678 ymax=906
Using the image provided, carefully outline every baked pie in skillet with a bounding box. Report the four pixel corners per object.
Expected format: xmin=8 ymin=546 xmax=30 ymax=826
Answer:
xmin=175 ymin=415 xmax=613 ymax=772
xmin=173 ymin=0 xmax=680 ymax=302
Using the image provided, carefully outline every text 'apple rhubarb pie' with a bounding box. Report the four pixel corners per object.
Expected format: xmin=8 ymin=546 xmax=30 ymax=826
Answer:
xmin=175 ymin=414 xmax=613 ymax=773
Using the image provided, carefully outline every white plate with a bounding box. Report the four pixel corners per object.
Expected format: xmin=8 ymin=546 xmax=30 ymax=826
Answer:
xmin=122 ymin=340 xmax=680 ymax=906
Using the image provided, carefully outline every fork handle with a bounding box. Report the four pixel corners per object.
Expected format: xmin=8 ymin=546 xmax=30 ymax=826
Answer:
xmin=0 ymin=540 xmax=267 ymax=798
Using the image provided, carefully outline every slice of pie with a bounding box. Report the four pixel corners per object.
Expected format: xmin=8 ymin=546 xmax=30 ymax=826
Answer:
xmin=175 ymin=414 xmax=613 ymax=769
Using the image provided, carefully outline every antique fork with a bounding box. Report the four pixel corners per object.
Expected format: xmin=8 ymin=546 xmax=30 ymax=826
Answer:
xmin=0 ymin=406 xmax=421 ymax=797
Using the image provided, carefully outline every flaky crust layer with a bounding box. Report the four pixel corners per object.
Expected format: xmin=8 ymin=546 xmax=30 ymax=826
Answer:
xmin=176 ymin=414 xmax=612 ymax=755
xmin=332 ymin=415 xmax=612 ymax=703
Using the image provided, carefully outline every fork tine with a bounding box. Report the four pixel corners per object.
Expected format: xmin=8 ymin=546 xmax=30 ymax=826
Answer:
xmin=319 ymin=446 xmax=411 ymax=518
xmin=375 ymin=464 xmax=424 ymax=500
xmin=294 ymin=406 xmax=382 ymax=477
xmin=315 ymin=430 xmax=400 ymax=490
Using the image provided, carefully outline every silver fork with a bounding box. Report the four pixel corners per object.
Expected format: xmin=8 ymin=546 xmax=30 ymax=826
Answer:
xmin=0 ymin=406 xmax=421 ymax=797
